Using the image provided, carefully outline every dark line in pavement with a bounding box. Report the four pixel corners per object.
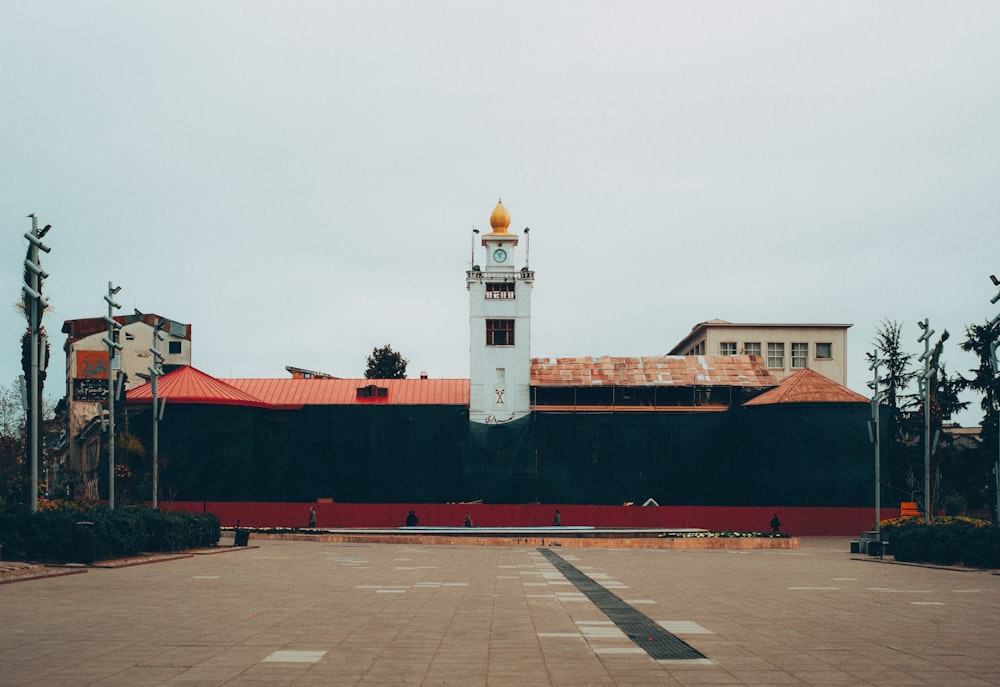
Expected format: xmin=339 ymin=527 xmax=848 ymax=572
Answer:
xmin=537 ymin=547 xmax=706 ymax=661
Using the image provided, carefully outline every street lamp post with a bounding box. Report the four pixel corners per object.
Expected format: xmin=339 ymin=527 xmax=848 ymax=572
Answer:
xmin=150 ymin=317 xmax=165 ymax=508
xmin=869 ymin=351 xmax=883 ymax=539
xmin=22 ymin=214 xmax=52 ymax=513
xmin=103 ymin=283 xmax=122 ymax=509
xmin=992 ymin=338 xmax=999 ymax=524
xmin=917 ymin=319 xmax=936 ymax=524
xmin=989 ymin=274 xmax=1000 ymax=523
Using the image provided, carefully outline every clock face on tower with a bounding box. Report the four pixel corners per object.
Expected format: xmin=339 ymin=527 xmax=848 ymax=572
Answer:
xmin=493 ymin=248 xmax=507 ymax=263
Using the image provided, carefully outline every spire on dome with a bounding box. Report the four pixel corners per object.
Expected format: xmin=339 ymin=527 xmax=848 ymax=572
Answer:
xmin=488 ymin=199 xmax=511 ymax=235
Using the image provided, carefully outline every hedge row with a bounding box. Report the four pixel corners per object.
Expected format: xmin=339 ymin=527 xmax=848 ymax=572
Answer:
xmin=881 ymin=517 xmax=1000 ymax=569
xmin=0 ymin=506 xmax=220 ymax=564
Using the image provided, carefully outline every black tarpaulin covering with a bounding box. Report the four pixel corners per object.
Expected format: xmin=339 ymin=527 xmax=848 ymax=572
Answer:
xmin=120 ymin=402 xmax=872 ymax=507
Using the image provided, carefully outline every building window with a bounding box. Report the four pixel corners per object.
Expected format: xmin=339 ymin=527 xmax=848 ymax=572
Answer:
xmin=686 ymin=341 xmax=705 ymax=355
xmin=356 ymin=385 xmax=389 ymax=402
xmin=743 ymin=342 xmax=761 ymax=357
xmin=486 ymin=319 xmax=515 ymax=346
xmin=767 ymin=343 xmax=784 ymax=369
xmin=815 ymin=342 xmax=832 ymax=359
xmin=791 ymin=343 xmax=808 ymax=369
xmin=485 ymin=282 xmax=515 ymax=300
xmin=168 ymin=341 xmax=182 ymax=355
xmin=719 ymin=342 xmax=737 ymax=356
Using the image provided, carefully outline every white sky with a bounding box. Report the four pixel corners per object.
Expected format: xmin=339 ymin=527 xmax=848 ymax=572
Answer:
xmin=3 ymin=2 xmax=998 ymax=425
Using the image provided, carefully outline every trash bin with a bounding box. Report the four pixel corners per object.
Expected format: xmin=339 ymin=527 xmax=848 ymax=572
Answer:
xmin=850 ymin=540 xmax=860 ymax=554
xmin=867 ymin=540 xmax=882 ymax=557
xmin=75 ymin=521 xmax=96 ymax=565
xmin=233 ymin=528 xmax=250 ymax=547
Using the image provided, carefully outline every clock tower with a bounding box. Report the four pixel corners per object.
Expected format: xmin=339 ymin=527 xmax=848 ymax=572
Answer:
xmin=467 ymin=200 xmax=534 ymax=424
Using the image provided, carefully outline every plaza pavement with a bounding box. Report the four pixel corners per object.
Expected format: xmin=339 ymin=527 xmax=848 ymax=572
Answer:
xmin=1 ymin=537 xmax=998 ymax=686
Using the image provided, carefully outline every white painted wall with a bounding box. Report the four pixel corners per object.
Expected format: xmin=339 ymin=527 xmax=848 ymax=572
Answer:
xmin=467 ymin=234 xmax=533 ymax=424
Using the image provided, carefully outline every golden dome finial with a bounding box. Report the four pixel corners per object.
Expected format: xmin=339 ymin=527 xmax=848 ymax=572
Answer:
xmin=489 ymin=199 xmax=511 ymax=235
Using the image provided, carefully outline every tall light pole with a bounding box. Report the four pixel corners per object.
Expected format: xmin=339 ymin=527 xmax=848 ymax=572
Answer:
xmin=989 ymin=274 xmax=1000 ymax=524
xmin=103 ymin=283 xmax=122 ymax=509
xmin=917 ymin=319 xmax=936 ymax=524
xmin=22 ymin=214 xmax=52 ymax=513
xmin=149 ymin=317 xmax=165 ymax=508
xmin=868 ymin=350 xmax=883 ymax=538
xmin=992 ymin=337 xmax=999 ymax=525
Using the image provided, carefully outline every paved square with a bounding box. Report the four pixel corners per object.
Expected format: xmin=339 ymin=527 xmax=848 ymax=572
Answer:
xmin=1 ymin=538 xmax=998 ymax=685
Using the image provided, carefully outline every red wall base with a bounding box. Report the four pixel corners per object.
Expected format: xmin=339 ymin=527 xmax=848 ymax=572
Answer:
xmin=162 ymin=501 xmax=895 ymax=537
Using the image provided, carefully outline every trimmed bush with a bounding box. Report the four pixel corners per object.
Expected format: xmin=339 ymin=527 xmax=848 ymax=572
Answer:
xmin=0 ymin=505 xmax=220 ymax=563
xmin=881 ymin=516 xmax=997 ymax=568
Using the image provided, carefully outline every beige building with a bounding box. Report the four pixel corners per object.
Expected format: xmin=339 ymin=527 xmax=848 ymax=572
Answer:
xmin=59 ymin=313 xmax=191 ymax=498
xmin=668 ymin=319 xmax=851 ymax=386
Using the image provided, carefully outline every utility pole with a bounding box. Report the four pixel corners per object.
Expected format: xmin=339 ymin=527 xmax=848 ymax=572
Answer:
xmin=103 ymin=283 xmax=122 ymax=509
xmin=917 ymin=319 xmax=936 ymax=524
xmin=22 ymin=214 xmax=52 ymax=513
xmin=868 ymin=351 xmax=883 ymax=539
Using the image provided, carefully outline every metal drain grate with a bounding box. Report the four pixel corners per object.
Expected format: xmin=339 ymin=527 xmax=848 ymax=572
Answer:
xmin=538 ymin=548 xmax=706 ymax=661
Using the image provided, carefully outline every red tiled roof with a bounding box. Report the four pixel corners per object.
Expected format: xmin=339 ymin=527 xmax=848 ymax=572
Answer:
xmin=223 ymin=378 xmax=470 ymax=408
xmin=742 ymin=368 xmax=868 ymax=406
xmin=530 ymin=355 xmax=778 ymax=387
xmin=126 ymin=366 xmax=270 ymax=408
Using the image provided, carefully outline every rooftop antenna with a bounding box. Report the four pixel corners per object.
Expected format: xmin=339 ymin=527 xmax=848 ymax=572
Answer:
xmin=523 ymin=227 xmax=530 ymax=269
xmin=471 ymin=227 xmax=479 ymax=270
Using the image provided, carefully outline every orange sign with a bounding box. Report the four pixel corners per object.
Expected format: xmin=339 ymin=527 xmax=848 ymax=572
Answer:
xmin=77 ymin=350 xmax=110 ymax=379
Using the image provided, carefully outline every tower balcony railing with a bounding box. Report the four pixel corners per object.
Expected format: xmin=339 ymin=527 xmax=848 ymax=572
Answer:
xmin=466 ymin=268 xmax=534 ymax=282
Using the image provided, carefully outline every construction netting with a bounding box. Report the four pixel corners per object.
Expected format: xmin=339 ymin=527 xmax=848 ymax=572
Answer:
xmin=119 ymin=401 xmax=873 ymax=506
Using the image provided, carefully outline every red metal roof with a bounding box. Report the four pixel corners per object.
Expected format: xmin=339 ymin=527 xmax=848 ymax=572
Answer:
xmin=127 ymin=358 xmax=787 ymax=410
xmin=742 ymin=368 xmax=868 ymax=406
xmin=62 ymin=313 xmax=191 ymax=344
xmin=126 ymin=366 xmax=270 ymax=408
xmin=222 ymin=378 xmax=470 ymax=408
xmin=530 ymin=355 xmax=778 ymax=388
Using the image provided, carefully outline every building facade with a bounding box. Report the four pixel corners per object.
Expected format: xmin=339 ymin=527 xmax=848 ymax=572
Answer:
xmin=668 ymin=319 xmax=851 ymax=386
xmin=60 ymin=313 xmax=191 ymax=498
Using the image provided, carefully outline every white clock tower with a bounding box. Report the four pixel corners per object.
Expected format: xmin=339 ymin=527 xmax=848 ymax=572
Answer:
xmin=467 ymin=200 xmax=534 ymax=424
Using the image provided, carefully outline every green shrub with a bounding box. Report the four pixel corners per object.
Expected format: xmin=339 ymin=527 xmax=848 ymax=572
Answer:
xmin=963 ymin=527 xmax=1000 ymax=569
xmin=881 ymin=516 xmax=994 ymax=567
xmin=0 ymin=506 xmax=220 ymax=563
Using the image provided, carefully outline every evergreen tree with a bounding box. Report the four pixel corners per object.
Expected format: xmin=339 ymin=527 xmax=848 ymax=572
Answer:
xmin=957 ymin=320 xmax=1000 ymax=520
xmin=364 ymin=344 xmax=408 ymax=379
xmin=869 ymin=320 xmax=918 ymax=502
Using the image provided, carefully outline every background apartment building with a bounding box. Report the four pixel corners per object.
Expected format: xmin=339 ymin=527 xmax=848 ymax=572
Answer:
xmin=668 ymin=319 xmax=851 ymax=386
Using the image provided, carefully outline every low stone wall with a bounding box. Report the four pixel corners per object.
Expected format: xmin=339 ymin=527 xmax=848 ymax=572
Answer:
xmin=226 ymin=530 xmax=800 ymax=550
xmin=168 ymin=501 xmax=886 ymax=536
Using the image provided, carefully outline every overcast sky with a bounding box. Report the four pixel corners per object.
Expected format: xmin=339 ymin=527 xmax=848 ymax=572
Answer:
xmin=3 ymin=2 xmax=998 ymax=425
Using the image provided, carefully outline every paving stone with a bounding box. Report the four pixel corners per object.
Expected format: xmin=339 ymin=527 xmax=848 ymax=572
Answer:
xmin=1 ymin=538 xmax=999 ymax=685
